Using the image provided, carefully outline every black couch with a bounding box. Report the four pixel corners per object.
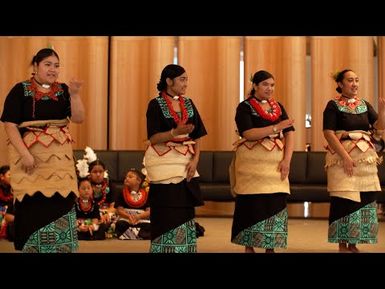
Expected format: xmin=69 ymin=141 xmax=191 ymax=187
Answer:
xmin=73 ymin=150 xmax=385 ymax=204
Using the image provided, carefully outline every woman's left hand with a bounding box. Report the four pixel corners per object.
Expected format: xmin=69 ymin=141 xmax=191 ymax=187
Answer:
xmin=186 ymin=159 xmax=198 ymax=182
xmin=68 ymin=78 xmax=83 ymax=96
xmin=278 ymin=159 xmax=290 ymax=181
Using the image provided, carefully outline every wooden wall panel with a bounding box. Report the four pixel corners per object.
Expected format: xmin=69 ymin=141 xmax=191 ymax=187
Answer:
xmin=378 ymin=37 xmax=385 ymax=105
xmin=109 ymin=37 xmax=175 ymax=150
xmin=178 ymin=37 xmax=241 ymax=150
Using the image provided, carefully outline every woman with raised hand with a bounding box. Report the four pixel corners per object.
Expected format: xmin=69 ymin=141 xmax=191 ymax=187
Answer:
xmin=1 ymin=48 xmax=85 ymax=252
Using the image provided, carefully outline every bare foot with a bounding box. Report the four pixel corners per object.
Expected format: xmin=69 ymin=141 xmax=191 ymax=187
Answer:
xmin=348 ymin=244 xmax=360 ymax=253
xmin=245 ymin=246 xmax=255 ymax=253
xmin=265 ymin=248 xmax=275 ymax=253
xmin=339 ymin=243 xmax=351 ymax=253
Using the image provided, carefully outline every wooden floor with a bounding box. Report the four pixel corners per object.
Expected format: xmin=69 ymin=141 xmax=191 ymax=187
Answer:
xmin=1 ymin=216 xmax=384 ymax=253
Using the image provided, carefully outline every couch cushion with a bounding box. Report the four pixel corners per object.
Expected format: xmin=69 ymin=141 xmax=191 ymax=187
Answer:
xmin=200 ymin=183 xmax=234 ymax=201
xmin=212 ymin=151 xmax=235 ymax=183
xmin=117 ymin=151 xmax=145 ymax=181
xmin=289 ymin=151 xmax=307 ymax=184
xmin=197 ymin=151 xmax=213 ymax=182
xmin=306 ymin=152 xmax=327 ymax=184
xmin=289 ymin=184 xmax=329 ymax=202
xmin=73 ymin=150 xmax=84 ymax=161
xmin=110 ymin=181 xmax=124 ymax=203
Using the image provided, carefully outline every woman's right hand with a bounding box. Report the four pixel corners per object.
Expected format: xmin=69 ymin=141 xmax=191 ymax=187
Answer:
xmin=343 ymin=156 xmax=355 ymax=177
xmin=21 ymin=152 xmax=36 ymax=174
xmin=278 ymin=119 xmax=295 ymax=131
xmin=174 ymin=123 xmax=195 ymax=135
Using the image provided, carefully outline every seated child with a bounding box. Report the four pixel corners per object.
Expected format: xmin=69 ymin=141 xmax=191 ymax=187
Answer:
xmin=76 ymin=146 xmax=116 ymax=231
xmin=75 ymin=177 xmax=108 ymax=240
xmin=114 ymin=169 xmax=151 ymax=240
xmin=0 ymin=165 xmax=14 ymax=241
xmin=88 ymin=159 xmax=118 ymax=228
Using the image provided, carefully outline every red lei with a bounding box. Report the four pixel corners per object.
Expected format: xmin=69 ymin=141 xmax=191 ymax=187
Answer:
xmin=162 ymin=91 xmax=188 ymax=124
xmin=78 ymin=198 xmax=93 ymax=213
xmin=122 ymin=187 xmax=148 ymax=208
xmin=248 ymin=97 xmax=282 ymax=122
xmin=28 ymin=77 xmax=63 ymax=118
xmin=335 ymin=95 xmax=360 ymax=110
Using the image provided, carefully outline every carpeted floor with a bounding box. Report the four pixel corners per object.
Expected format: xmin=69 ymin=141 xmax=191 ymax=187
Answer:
xmin=1 ymin=217 xmax=384 ymax=253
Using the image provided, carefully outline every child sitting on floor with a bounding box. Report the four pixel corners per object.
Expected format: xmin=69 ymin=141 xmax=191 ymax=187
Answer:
xmin=114 ymin=168 xmax=151 ymax=240
xmin=75 ymin=177 xmax=108 ymax=240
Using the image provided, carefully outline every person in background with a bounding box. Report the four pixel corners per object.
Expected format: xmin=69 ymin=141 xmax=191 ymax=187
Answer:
xmin=144 ymin=64 xmax=207 ymax=253
xmin=114 ymin=168 xmax=151 ymax=240
xmin=230 ymin=70 xmax=295 ymax=253
xmin=76 ymin=146 xmax=116 ymax=236
xmin=0 ymin=48 xmax=85 ymax=252
xmin=323 ymin=69 xmax=385 ymax=252
xmin=75 ymin=177 xmax=107 ymax=240
xmin=89 ymin=160 xmax=114 ymax=212
xmin=0 ymin=165 xmax=14 ymax=241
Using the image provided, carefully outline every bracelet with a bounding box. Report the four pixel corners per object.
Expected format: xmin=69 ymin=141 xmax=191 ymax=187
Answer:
xmin=170 ymin=128 xmax=177 ymax=137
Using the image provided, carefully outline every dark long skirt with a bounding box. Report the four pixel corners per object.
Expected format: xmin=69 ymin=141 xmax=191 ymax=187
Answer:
xmin=231 ymin=193 xmax=288 ymax=249
xmin=14 ymin=192 xmax=78 ymax=252
xmin=328 ymin=191 xmax=378 ymax=244
xmin=149 ymin=178 xmax=203 ymax=253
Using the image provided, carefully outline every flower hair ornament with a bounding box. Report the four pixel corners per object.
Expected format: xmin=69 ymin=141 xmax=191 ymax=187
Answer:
xmin=76 ymin=146 xmax=109 ymax=179
xmin=330 ymin=70 xmax=340 ymax=81
xmin=76 ymin=158 xmax=89 ymax=178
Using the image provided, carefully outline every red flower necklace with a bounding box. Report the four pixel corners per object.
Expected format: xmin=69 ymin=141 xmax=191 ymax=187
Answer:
xmin=123 ymin=187 xmax=148 ymax=208
xmin=28 ymin=77 xmax=62 ymax=118
xmin=78 ymin=198 xmax=93 ymax=213
xmin=29 ymin=77 xmax=61 ymax=102
xmin=162 ymin=91 xmax=188 ymax=124
xmin=335 ymin=95 xmax=360 ymax=110
xmin=249 ymin=97 xmax=282 ymax=122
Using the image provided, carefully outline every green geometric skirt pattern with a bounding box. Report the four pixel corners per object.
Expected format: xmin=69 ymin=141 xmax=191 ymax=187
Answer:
xmin=22 ymin=206 xmax=79 ymax=253
xmin=150 ymin=219 xmax=197 ymax=253
xmin=232 ymin=208 xmax=288 ymax=249
xmin=328 ymin=201 xmax=378 ymax=244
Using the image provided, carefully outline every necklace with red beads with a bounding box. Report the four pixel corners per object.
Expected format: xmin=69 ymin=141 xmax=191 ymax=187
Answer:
xmin=123 ymin=187 xmax=148 ymax=208
xmin=162 ymin=91 xmax=188 ymax=124
xmin=78 ymin=198 xmax=93 ymax=213
xmin=249 ymin=96 xmax=282 ymax=122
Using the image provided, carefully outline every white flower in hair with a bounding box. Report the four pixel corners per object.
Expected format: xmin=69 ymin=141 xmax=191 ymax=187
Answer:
xmin=76 ymin=159 xmax=90 ymax=178
xmin=84 ymin=146 xmax=97 ymax=163
xmin=104 ymin=170 xmax=109 ymax=179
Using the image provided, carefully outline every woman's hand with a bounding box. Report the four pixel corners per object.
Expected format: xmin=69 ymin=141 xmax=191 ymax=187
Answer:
xmin=186 ymin=158 xmax=198 ymax=182
xmin=68 ymin=78 xmax=83 ymax=96
xmin=174 ymin=123 xmax=195 ymax=135
xmin=278 ymin=159 xmax=290 ymax=181
xmin=278 ymin=119 xmax=295 ymax=131
xmin=343 ymin=155 xmax=356 ymax=177
xmin=21 ymin=152 xmax=36 ymax=174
